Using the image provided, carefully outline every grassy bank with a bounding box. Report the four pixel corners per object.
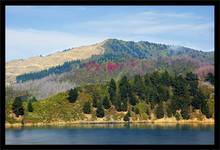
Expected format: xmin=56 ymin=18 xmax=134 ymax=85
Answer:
xmin=6 ymin=117 xmax=214 ymax=128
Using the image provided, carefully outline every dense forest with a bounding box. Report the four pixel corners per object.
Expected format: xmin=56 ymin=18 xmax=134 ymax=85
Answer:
xmin=8 ymin=70 xmax=214 ymax=124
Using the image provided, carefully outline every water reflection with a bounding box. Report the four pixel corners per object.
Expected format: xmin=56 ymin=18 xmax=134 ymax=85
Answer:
xmin=6 ymin=123 xmax=214 ymax=145
xmin=18 ymin=122 xmax=214 ymax=130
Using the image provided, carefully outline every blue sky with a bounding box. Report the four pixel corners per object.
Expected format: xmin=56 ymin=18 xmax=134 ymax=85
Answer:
xmin=6 ymin=6 xmax=214 ymax=61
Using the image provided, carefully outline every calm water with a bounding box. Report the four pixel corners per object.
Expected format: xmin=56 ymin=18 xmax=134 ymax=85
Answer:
xmin=6 ymin=123 xmax=214 ymax=145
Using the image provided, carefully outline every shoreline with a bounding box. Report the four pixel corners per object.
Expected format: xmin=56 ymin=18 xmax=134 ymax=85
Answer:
xmin=6 ymin=118 xmax=214 ymax=128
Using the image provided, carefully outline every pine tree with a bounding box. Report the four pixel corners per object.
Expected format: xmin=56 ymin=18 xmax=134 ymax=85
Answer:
xmin=205 ymin=73 xmax=214 ymax=85
xmin=103 ymin=96 xmax=111 ymax=109
xmin=123 ymin=112 xmax=130 ymax=122
xmin=68 ymin=88 xmax=78 ymax=103
xmin=181 ymin=107 xmax=190 ymax=119
xmin=12 ymin=97 xmax=24 ymax=117
xmin=133 ymin=75 xmax=145 ymax=100
xmin=83 ymin=101 xmax=92 ymax=114
xmin=156 ymin=102 xmax=164 ymax=119
xmin=96 ymin=103 xmax=105 ymax=118
xmin=108 ymin=79 xmax=117 ymax=105
xmin=185 ymin=72 xmax=199 ymax=96
xmin=92 ymin=96 xmax=98 ymax=108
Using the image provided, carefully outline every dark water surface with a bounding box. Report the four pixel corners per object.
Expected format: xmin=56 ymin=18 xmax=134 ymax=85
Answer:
xmin=6 ymin=123 xmax=214 ymax=145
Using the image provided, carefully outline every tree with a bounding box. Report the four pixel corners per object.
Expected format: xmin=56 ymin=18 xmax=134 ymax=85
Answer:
xmin=175 ymin=112 xmax=182 ymax=121
xmin=108 ymin=79 xmax=117 ymax=105
xmin=123 ymin=112 xmax=130 ymax=122
xmin=156 ymin=102 xmax=164 ymax=119
xmin=27 ymin=101 xmax=33 ymax=112
xmin=83 ymin=101 xmax=92 ymax=114
xmin=157 ymin=85 xmax=169 ymax=102
xmin=181 ymin=107 xmax=190 ymax=119
xmin=68 ymin=88 xmax=78 ymax=103
xmin=129 ymin=93 xmax=137 ymax=106
xmin=205 ymin=73 xmax=214 ymax=85
xmin=92 ymin=96 xmax=98 ymax=108
xmin=12 ymin=97 xmax=24 ymax=117
xmin=132 ymin=75 xmax=145 ymax=100
xmin=96 ymin=103 xmax=105 ymax=118
xmin=103 ymin=96 xmax=111 ymax=109
xmin=191 ymin=90 xmax=206 ymax=109
xmin=185 ymin=72 xmax=199 ymax=96
xmin=201 ymin=101 xmax=212 ymax=118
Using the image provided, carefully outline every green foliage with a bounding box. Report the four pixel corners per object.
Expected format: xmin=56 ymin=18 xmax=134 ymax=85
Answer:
xmin=92 ymin=96 xmax=98 ymax=108
xmin=12 ymin=97 xmax=24 ymax=117
xmin=134 ymin=107 xmax=140 ymax=114
xmin=123 ymin=112 xmax=130 ymax=122
xmin=83 ymin=101 xmax=92 ymax=114
xmin=207 ymin=94 xmax=214 ymax=118
xmin=16 ymin=60 xmax=81 ymax=83
xmin=181 ymin=107 xmax=190 ymax=119
xmin=186 ymin=72 xmax=199 ymax=96
xmin=205 ymin=73 xmax=214 ymax=85
xmin=103 ymin=96 xmax=111 ymax=109
xmin=108 ymin=79 xmax=117 ymax=105
xmin=68 ymin=88 xmax=78 ymax=103
xmin=156 ymin=102 xmax=164 ymax=119
xmin=27 ymin=101 xmax=33 ymax=112
xmin=7 ymin=69 xmax=215 ymax=124
xmin=201 ymin=101 xmax=212 ymax=118
xmin=132 ymin=75 xmax=145 ymax=100
xmin=96 ymin=103 xmax=105 ymax=118
xmin=175 ymin=112 xmax=182 ymax=121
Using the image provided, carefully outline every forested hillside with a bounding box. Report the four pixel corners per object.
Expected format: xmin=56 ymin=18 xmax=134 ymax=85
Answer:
xmin=6 ymin=71 xmax=214 ymax=125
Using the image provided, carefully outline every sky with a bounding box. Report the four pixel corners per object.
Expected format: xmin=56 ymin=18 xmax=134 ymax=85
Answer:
xmin=6 ymin=6 xmax=214 ymax=61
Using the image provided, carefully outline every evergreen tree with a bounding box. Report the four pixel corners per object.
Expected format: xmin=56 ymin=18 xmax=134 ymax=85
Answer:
xmin=27 ymin=101 xmax=33 ymax=112
xmin=12 ymin=97 xmax=24 ymax=117
xmin=68 ymin=88 xmax=78 ymax=103
xmin=129 ymin=93 xmax=137 ymax=106
xmin=205 ymin=73 xmax=214 ymax=85
xmin=181 ymin=107 xmax=190 ymax=119
xmin=156 ymin=102 xmax=164 ymax=119
xmin=157 ymin=85 xmax=169 ymax=102
xmin=201 ymin=101 xmax=212 ymax=118
xmin=175 ymin=112 xmax=182 ymax=121
xmin=191 ymin=90 xmax=206 ymax=109
xmin=92 ymin=96 xmax=98 ymax=108
xmin=103 ymin=96 xmax=111 ymax=109
xmin=185 ymin=72 xmax=199 ymax=96
xmin=83 ymin=101 xmax=92 ymax=114
xmin=108 ymin=79 xmax=117 ymax=105
xmin=118 ymin=76 xmax=130 ymax=111
xmin=132 ymin=75 xmax=145 ymax=100
xmin=123 ymin=112 xmax=130 ymax=122
xmin=96 ymin=103 xmax=105 ymax=118
xmin=161 ymin=70 xmax=171 ymax=86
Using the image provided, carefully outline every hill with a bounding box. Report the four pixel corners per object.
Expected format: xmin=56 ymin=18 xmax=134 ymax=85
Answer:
xmin=6 ymin=71 xmax=214 ymax=126
xmin=6 ymin=39 xmax=213 ymax=84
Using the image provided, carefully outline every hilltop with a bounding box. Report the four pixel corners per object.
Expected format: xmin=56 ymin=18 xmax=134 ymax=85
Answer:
xmin=6 ymin=39 xmax=213 ymax=84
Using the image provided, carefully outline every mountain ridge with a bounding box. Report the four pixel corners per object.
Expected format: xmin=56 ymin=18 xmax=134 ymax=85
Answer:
xmin=6 ymin=39 xmax=214 ymax=84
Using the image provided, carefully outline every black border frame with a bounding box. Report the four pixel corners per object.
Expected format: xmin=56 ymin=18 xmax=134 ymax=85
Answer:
xmin=0 ymin=0 xmax=219 ymax=149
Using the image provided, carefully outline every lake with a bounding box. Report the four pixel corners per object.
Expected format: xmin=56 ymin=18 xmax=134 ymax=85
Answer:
xmin=6 ymin=123 xmax=214 ymax=145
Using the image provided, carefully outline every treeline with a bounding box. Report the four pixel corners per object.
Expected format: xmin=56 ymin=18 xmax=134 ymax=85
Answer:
xmin=78 ymin=70 xmax=214 ymax=120
xmin=16 ymin=60 xmax=81 ymax=83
